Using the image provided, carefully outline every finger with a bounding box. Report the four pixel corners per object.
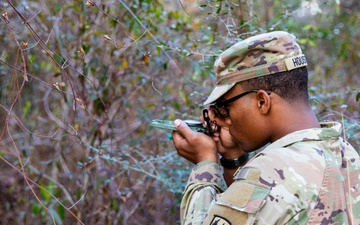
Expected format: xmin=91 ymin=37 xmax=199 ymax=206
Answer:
xmin=171 ymin=130 xmax=194 ymax=160
xmin=171 ymin=125 xmax=192 ymax=153
xmin=171 ymin=130 xmax=184 ymax=147
xmin=174 ymin=119 xmax=196 ymax=139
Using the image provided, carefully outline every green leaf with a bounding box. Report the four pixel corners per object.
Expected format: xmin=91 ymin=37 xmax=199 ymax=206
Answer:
xmin=40 ymin=184 xmax=51 ymax=202
xmin=32 ymin=203 xmax=41 ymax=216
xmin=40 ymin=181 xmax=55 ymax=202
xmin=52 ymin=3 xmax=62 ymax=14
xmin=58 ymin=204 xmax=66 ymax=220
xmin=216 ymin=4 xmax=222 ymax=14
xmin=199 ymin=5 xmax=207 ymax=11
xmin=23 ymin=101 xmax=32 ymax=117
xmin=356 ymin=92 xmax=360 ymax=102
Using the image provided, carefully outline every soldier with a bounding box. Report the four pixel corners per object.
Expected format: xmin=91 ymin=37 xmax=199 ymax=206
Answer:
xmin=172 ymin=31 xmax=360 ymax=224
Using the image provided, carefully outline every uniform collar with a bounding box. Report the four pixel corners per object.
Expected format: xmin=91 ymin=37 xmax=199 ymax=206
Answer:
xmin=263 ymin=122 xmax=342 ymax=150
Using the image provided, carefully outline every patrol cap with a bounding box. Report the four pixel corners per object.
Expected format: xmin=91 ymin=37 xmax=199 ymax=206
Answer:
xmin=204 ymin=31 xmax=307 ymax=105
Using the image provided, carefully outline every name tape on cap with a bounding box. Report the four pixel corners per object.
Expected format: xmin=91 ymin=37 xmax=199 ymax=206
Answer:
xmin=284 ymin=54 xmax=307 ymax=71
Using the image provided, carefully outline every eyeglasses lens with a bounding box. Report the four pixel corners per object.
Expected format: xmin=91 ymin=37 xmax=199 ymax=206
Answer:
xmin=213 ymin=105 xmax=228 ymax=118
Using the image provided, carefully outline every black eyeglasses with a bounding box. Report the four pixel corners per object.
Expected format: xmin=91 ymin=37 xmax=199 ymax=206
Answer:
xmin=201 ymin=90 xmax=259 ymax=135
xmin=201 ymin=90 xmax=271 ymax=134
xmin=210 ymin=89 xmax=270 ymax=118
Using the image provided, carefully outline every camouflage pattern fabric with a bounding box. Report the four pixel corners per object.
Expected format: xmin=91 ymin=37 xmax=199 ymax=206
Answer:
xmin=181 ymin=161 xmax=227 ymax=224
xmin=181 ymin=122 xmax=360 ymax=225
xmin=204 ymin=31 xmax=307 ymax=105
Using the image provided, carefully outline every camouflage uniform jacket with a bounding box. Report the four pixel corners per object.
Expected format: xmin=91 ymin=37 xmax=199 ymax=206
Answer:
xmin=181 ymin=122 xmax=360 ymax=225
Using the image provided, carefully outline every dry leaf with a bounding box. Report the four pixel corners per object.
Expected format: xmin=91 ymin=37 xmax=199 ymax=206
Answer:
xmin=58 ymin=82 xmax=66 ymax=87
xmin=85 ymin=1 xmax=95 ymax=6
xmin=103 ymin=35 xmax=112 ymax=41
xmin=2 ymin=12 xmax=9 ymax=24
xmin=78 ymin=47 xmax=85 ymax=56
xmin=84 ymin=159 xmax=96 ymax=172
xmin=22 ymin=42 xmax=28 ymax=48
xmin=142 ymin=52 xmax=150 ymax=66
xmin=122 ymin=60 xmax=128 ymax=69
xmin=76 ymin=98 xmax=83 ymax=106
xmin=53 ymin=83 xmax=60 ymax=91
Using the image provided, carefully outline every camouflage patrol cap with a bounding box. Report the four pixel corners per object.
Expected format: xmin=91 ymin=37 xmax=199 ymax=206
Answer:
xmin=204 ymin=31 xmax=307 ymax=105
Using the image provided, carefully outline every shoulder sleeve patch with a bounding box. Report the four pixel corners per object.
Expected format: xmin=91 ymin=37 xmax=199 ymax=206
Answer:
xmin=203 ymin=180 xmax=271 ymax=225
xmin=203 ymin=167 xmax=270 ymax=225
xmin=209 ymin=215 xmax=232 ymax=225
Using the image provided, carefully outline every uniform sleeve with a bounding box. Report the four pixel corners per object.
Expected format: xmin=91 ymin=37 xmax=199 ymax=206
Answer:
xmin=181 ymin=162 xmax=271 ymax=225
xmin=202 ymin=167 xmax=271 ymax=225
xmin=181 ymin=161 xmax=227 ymax=225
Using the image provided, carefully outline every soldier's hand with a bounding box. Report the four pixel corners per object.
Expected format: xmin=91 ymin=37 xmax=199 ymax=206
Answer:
xmin=172 ymin=119 xmax=219 ymax=164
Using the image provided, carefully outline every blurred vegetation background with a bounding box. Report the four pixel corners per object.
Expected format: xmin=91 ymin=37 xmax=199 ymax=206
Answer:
xmin=0 ymin=0 xmax=359 ymax=224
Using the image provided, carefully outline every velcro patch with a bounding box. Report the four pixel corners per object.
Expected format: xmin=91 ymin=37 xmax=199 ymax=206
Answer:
xmin=234 ymin=167 xmax=261 ymax=182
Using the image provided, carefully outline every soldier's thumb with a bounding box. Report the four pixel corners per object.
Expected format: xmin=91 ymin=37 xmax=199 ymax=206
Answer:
xmin=174 ymin=119 xmax=192 ymax=138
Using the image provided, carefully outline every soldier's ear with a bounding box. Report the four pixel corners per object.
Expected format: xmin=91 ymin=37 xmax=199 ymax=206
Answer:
xmin=256 ymin=90 xmax=271 ymax=115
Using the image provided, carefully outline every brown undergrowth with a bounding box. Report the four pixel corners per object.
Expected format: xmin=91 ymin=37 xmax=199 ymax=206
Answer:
xmin=0 ymin=0 xmax=359 ymax=224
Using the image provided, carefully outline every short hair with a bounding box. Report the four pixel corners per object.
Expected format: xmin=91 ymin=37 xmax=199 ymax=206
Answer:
xmin=238 ymin=67 xmax=309 ymax=104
